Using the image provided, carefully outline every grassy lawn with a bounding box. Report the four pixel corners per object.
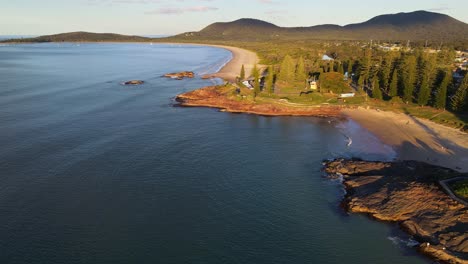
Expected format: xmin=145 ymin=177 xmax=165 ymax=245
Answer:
xmin=224 ymin=84 xmax=468 ymax=131
xmin=450 ymin=179 xmax=468 ymax=199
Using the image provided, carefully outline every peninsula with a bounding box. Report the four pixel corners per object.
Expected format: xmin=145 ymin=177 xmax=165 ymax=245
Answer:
xmin=171 ymin=13 xmax=468 ymax=263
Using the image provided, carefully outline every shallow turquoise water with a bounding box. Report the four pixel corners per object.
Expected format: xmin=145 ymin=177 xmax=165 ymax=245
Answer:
xmin=0 ymin=43 xmax=427 ymax=264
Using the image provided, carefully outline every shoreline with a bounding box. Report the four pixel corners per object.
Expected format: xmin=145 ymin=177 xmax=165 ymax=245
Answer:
xmin=1 ymin=41 xmax=259 ymax=83
xmin=325 ymin=159 xmax=468 ymax=264
xmin=193 ymin=43 xmax=260 ymax=82
xmin=342 ymin=108 xmax=468 ymax=172
xmin=171 ymin=43 xmax=467 ymax=172
xmin=175 ymin=41 xmax=468 ymax=172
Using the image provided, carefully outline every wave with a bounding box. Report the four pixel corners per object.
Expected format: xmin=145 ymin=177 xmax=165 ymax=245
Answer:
xmin=194 ymin=52 xmax=233 ymax=76
xmin=388 ymin=236 xmax=419 ymax=248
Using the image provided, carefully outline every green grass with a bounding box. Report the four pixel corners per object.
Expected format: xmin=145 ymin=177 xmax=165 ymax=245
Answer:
xmin=450 ymin=179 xmax=468 ymax=199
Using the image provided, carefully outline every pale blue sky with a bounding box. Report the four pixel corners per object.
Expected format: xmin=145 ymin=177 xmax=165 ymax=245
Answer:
xmin=1 ymin=0 xmax=467 ymax=35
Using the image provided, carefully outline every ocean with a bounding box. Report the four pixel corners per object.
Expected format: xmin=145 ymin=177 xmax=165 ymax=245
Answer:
xmin=0 ymin=43 xmax=428 ymax=264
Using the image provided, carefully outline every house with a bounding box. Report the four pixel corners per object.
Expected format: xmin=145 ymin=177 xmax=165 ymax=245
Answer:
xmin=310 ymin=81 xmax=318 ymax=90
xmin=339 ymin=93 xmax=355 ymax=98
xmin=322 ymin=55 xmax=334 ymax=61
xmin=242 ymin=80 xmax=252 ymax=89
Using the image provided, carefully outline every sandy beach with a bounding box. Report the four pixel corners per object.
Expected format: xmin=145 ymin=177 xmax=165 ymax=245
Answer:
xmin=343 ymin=108 xmax=468 ymax=172
xmin=184 ymin=44 xmax=468 ymax=172
xmin=201 ymin=44 xmax=260 ymax=82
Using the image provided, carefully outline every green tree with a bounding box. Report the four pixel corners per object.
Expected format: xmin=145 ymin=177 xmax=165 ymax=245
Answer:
xmin=372 ymin=78 xmax=383 ymax=100
xmin=338 ymin=63 xmax=344 ymax=74
xmin=346 ymin=60 xmax=352 ymax=75
xmin=252 ymin=64 xmax=260 ymax=98
xmin=400 ymin=55 xmax=417 ymax=102
xmin=451 ymin=75 xmax=468 ymax=111
xmin=265 ymin=65 xmax=275 ymax=94
xmin=359 ymin=49 xmax=372 ymax=82
xmin=240 ymin=64 xmax=245 ymax=81
xmin=417 ymin=75 xmax=431 ymax=106
xmin=357 ymin=75 xmax=365 ymax=91
xmin=296 ymin=56 xmax=307 ymax=83
xmin=388 ymin=70 xmax=399 ymax=98
xmin=434 ymin=69 xmax=452 ymax=109
xmin=378 ymin=55 xmax=393 ymax=93
xmin=278 ymin=55 xmax=295 ymax=83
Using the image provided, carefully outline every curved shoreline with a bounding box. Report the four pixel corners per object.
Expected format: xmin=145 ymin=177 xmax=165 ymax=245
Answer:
xmin=175 ymin=43 xmax=467 ymax=172
xmin=198 ymin=44 xmax=260 ymax=82
xmin=150 ymin=42 xmax=260 ymax=82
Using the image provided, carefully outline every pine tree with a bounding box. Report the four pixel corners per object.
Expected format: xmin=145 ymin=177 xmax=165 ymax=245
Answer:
xmin=296 ymin=56 xmax=307 ymax=83
xmin=252 ymin=64 xmax=260 ymax=98
xmin=451 ymin=75 xmax=468 ymax=111
xmin=338 ymin=63 xmax=344 ymax=74
xmin=278 ymin=55 xmax=295 ymax=83
xmin=357 ymin=75 xmax=365 ymax=91
xmin=416 ymin=54 xmax=437 ymax=106
xmin=359 ymin=49 xmax=372 ymax=82
xmin=388 ymin=70 xmax=398 ymax=98
xmin=240 ymin=64 xmax=245 ymax=81
xmin=434 ymin=70 xmax=452 ymax=109
xmin=400 ymin=55 xmax=417 ymax=102
xmin=372 ymin=78 xmax=383 ymax=100
xmin=265 ymin=65 xmax=275 ymax=94
xmin=346 ymin=61 xmax=352 ymax=75
xmin=379 ymin=55 xmax=393 ymax=93
xmin=417 ymin=76 xmax=431 ymax=106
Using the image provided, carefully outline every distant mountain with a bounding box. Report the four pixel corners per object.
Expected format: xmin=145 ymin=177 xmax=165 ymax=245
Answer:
xmin=3 ymin=31 xmax=149 ymax=43
xmin=343 ymin=11 xmax=468 ymax=40
xmin=175 ymin=11 xmax=468 ymax=41
xmin=3 ymin=11 xmax=467 ymax=43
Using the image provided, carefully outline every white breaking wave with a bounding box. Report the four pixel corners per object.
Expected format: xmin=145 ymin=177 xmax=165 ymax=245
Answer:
xmin=388 ymin=236 xmax=420 ymax=248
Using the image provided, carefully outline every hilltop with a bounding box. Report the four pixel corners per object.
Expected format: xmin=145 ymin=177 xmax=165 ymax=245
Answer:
xmin=174 ymin=11 xmax=468 ymax=41
xmin=2 ymin=31 xmax=149 ymax=43
xmin=3 ymin=11 xmax=467 ymax=44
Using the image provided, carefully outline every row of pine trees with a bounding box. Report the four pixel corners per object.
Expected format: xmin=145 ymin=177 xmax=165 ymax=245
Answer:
xmin=353 ymin=50 xmax=467 ymax=111
xmin=263 ymin=49 xmax=467 ymax=112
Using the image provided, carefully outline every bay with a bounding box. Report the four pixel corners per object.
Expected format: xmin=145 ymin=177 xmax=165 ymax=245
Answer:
xmin=0 ymin=43 xmax=427 ymax=264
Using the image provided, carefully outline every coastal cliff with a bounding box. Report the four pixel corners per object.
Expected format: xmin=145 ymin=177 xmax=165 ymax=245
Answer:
xmin=324 ymin=159 xmax=468 ymax=264
xmin=175 ymin=86 xmax=341 ymax=117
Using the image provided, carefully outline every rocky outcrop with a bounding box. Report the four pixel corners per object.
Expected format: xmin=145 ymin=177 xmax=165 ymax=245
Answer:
xmin=324 ymin=159 xmax=468 ymax=264
xmin=176 ymin=86 xmax=342 ymax=117
xmin=164 ymin=71 xmax=195 ymax=80
xmin=123 ymin=80 xmax=144 ymax=85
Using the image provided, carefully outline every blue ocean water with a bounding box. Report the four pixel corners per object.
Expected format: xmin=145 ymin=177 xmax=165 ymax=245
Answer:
xmin=0 ymin=43 xmax=426 ymax=264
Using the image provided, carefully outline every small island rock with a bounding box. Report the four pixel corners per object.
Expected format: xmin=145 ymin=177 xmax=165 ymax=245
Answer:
xmin=123 ymin=80 xmax=144 ymax=85
xmin=164 ymin=71 xmax=195 ymax=80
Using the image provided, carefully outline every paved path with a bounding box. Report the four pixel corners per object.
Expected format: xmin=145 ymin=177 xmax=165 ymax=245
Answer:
xmin=439 ymin=177 xmax=468 ymax=207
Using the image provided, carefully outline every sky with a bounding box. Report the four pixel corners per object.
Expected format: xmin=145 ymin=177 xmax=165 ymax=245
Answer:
xmin=1 ymin=0 xmax=467 ymax=36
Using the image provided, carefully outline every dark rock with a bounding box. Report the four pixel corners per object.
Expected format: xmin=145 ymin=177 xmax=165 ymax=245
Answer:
xmin=123 ymin=80 xmax=144 ymax=85
xmin=164 ymin=71 xmax=195 ymax=79
xmin=324 ymin=159 xmax=468 ymax=264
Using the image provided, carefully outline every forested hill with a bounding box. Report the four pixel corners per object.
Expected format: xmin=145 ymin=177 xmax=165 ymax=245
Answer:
xmin=2 ymin=32 xmax=150 ymax=43
xmin=173 ymin=11 xmax=468 ymax=42
xmin=3 ymin=11 xmax=467 ymax=44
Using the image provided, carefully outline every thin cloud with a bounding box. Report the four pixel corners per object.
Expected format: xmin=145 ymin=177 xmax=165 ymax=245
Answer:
xmin=145 ymin=6 xmax=219 ymax=15
xmin=258 ymin=0 xmax=278 ymax=4
xmin=265 ymin=10 xmax=285 ymax=15
xmin=427 ymin=7 xmax=452 ymax=12
xmin=426 ymin=4 xmax=451 ymax=12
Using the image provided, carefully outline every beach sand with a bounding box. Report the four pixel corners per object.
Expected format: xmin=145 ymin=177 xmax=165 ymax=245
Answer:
xmin=343 ymin=108 xmax=468 ymax=172
xmin=188 ymin=43 xmax=468 ymax=172
xmin=203 ymin=45 xmax=260 ymax=82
